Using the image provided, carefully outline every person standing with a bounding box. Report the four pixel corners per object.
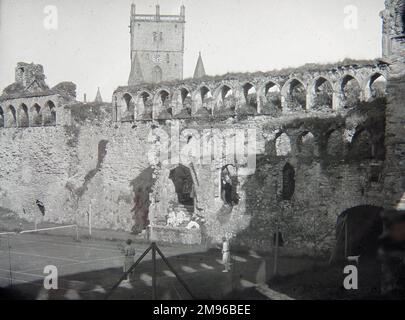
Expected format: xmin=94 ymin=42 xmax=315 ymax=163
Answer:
xmin=222 ymin=236 xmax=231 ymax=273
xmin=122 ymin=239 xmax=136 ymax=282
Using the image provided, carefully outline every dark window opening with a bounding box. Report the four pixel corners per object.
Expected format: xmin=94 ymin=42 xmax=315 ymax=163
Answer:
xmin=221 ymin=165 xmax=239 ymax=206
xmin=169 ymin=165 xmax=195 ymax=207
xmin=282 ymin=163 xmax=295 ymax=200
xmin=370 ymin=163 xmax=382 ymax=183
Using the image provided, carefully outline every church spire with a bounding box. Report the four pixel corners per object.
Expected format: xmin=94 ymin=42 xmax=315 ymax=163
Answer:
xmin=128 ymin=52 xmax=144 ymax=86
xmin=193 ymin=52 xmax=206 ymax=79
xmin=94 ymin=87 xmax=103 ymax=103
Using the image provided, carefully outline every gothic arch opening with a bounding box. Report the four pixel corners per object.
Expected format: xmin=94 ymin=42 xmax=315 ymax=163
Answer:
xmin=262 ymin=81 xmax=281 ymax=114
xmin=286 ymin=79 xmax=306 ymax=110
xmin=180 ymin=88 xmax=192 ymax=114
xmin=369 ymin=73 xmax=387 ymax=99
xmin=139 ymin=91 xmax=152 ymax=119
xmin=18 ymin=104 xmax=29 ymax=127
xmin=6 ymin=105 xmax=16 ymax=127
xmin=313 ymin=77 xmax=333 ymax=110
xmin=169 ymin=165 xmax=195 ymax=207
xmin=43 ymin=101 xmax=56 ymax=126
xmin=242 ymin=83 xmax=257 ymax=112
xmin=221 ymin=164 xmax=239 ymax=206
xmin=123 ymin=93 xmax=135 ymax=120
xmin=31 ymin=104 xmax=42 ymax=126
xmin=156 ymin=90 xmax=171 ymax=118
xmin=217 ymin=85 xmax=235 ymax=113
xmin=297 ymin=131 xmax=316 ymax=157
xmin=334 ymin=205 xmax=383 ymax=261
xmin=198 ymin=86 xmax=213 ymax=115
xmin=282 ymin=163 xmax=295 ymax=201
xmin=342 ymin=75 xmax=361 ymax=108
xmin=275 ymin=133 xmax=292 ymax=157
xmin=152 ymin=66 xmax=163 ymax=83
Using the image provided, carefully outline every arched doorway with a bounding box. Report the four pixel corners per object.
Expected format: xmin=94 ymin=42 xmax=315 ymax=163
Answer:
xmin=334 ymin=205 xmax=383 ymax=261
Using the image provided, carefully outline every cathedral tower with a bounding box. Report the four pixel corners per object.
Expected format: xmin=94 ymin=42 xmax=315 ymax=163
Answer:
xmin=128 ymin=4 xmax=185 ymax=86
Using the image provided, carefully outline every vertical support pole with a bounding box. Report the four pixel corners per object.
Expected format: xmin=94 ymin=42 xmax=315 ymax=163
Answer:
xmin=75 ymin=225 xmax=79 ymax=242
xmin=152 ymin=243 xmax=157 ymax=300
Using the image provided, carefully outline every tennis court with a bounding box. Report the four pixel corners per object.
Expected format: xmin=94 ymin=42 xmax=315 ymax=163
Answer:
xmin=0 ymin=226 xmax=316 ymax=300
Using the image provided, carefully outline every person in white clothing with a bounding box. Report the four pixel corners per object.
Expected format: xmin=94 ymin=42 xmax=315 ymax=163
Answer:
xmin=221 ymin=236 xmax=231 ymax=273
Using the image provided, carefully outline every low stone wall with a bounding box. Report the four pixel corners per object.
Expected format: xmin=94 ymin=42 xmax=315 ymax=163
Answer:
xmin=150 ymin=225 xmax=202 ymax=245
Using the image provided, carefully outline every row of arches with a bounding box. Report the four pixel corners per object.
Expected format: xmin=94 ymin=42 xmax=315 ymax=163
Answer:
xmin=273 ymin=127 xmax=379 ymax=160
xmin=0 ymin=101 xmax=56 ymax=128
xmin=118 ymin=72 xmax=387 ymax=121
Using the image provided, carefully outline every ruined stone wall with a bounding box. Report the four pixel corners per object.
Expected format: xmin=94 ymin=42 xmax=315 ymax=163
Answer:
xmin=0 ymin=62 xmax=389 ymax=253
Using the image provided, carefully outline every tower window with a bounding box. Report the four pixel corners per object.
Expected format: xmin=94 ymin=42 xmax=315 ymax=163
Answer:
xmin=153 ymin=32 xmax=157 ymax=42
xmin=166 ymin=54 xmax=170 ymax=63
xmin=160 ymin=32 xmax=163 ymax=41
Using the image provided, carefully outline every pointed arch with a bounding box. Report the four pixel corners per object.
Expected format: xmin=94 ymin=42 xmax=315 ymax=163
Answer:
xmin=122 ymin=93 xmax=135 ymax=120
xmin=313 ymin=77 xmax=333 ymax=110
xmin=136 ymin=91 xmax=153 ymax=120
xmin=154 ymin=89 xmax=171 ymax=119
xmin=275 ymin=133 xmax=291 ymax=156
xmin=282 ymin=78 xmax=307 ymax=110
xmin=6 ymin=105 xmax=16 ymax=127
xmin=341 ymin=75 xmax=361 ymax=108
xmin=242 ymin=82 xmax=258 ymax=113
xmin=194 ymin=85 xmax=213 ymax=116
xmin=297 ymin=131 xmax=316 ymax=157
xmin=367 ymin=73 xmax=387 ymax=100
xmin=215 ymin=84 xmax=235 ymax=114
xmin=18 ymin=103 xmax=29 ymax=127
xmin=31 ymin=103 xmax=42 ymax=126
xmin=262 ymin=81 xmax=281 ymax=114
xmin=175 ymin=87 xmax=192 ymax=117
xmin=43 ymin=101 xmax=56 ymax=126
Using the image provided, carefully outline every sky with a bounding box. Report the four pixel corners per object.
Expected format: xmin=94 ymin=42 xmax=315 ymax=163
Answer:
xmin=0 ymin=0 xmax=385 ymax=101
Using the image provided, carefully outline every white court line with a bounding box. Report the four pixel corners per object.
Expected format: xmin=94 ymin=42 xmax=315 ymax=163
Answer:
xmin=0 ymin=268 xmax=43 ymax=279
xmin=20 ymin=255 xmax=124 ymax=273
xmin=4 ymin=251 xmax=81 ymax=263
xmin=8 ymin=237 xmax=122 ymax=252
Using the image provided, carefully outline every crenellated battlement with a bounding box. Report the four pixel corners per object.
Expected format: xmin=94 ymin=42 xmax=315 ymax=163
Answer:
xmin=113 ymin=61 xmax=389 ymax=122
